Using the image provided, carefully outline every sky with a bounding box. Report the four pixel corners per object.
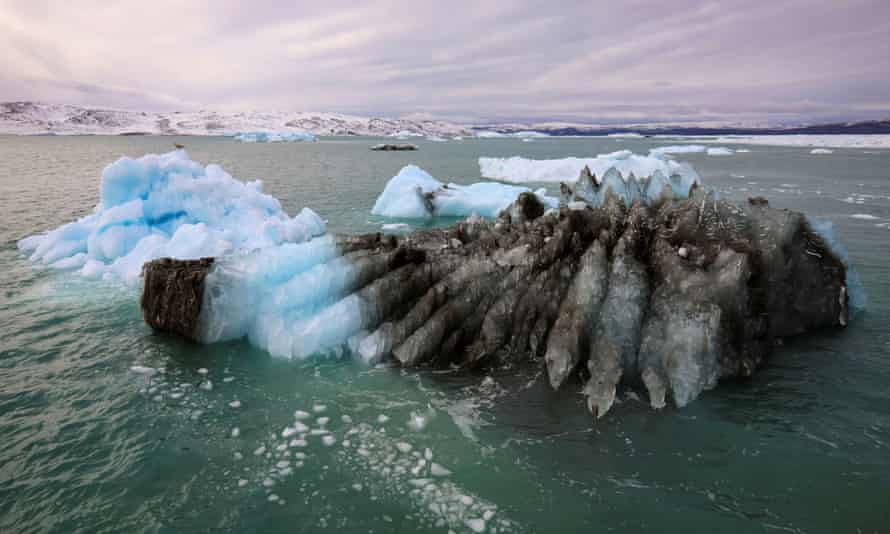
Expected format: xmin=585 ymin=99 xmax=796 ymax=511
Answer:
xmin=1 ymin=0 xmax=889 ymax=125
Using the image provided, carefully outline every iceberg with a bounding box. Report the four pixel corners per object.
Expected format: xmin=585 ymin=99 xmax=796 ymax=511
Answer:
xmin=144 ymin=190 xmax=853 ymax=412
xmin=233 ymin=131 xmax=317 ymax=143
xmin=371 ymin=165 xmax=557 ymax=219
xmin=479 ymin=150 xmax=701 ymax=187
xmin=18 ymin=150 xmax=326 ymax=281
xmin=648 ymin=145 xmax=733 ymax=156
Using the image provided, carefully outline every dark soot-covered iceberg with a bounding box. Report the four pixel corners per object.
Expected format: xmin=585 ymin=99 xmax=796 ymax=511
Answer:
xmin=142 ymin=169 xmax=850 ymax=417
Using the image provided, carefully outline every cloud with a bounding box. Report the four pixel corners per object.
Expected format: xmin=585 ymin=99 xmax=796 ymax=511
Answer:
xmin=0 ymin=0 xmax=888 ymax=124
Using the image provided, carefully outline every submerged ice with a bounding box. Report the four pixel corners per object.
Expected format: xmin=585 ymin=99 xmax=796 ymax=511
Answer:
xmin=371 ymin=165 xmax=557 ymax=219
xmin=18 ymin=150 xmax=326 ymax=280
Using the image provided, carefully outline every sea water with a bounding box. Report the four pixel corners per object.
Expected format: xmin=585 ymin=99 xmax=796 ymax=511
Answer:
xmin=1 ymin=135 xmax=888 ymax=533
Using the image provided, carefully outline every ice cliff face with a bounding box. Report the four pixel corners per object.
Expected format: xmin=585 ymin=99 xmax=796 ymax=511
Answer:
xmin=0 ymin=102 xmax=472 ymax=137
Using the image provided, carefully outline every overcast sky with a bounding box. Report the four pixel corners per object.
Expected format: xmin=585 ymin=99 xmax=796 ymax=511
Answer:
xmin=1 ymin=0 xmax=888 ymax=124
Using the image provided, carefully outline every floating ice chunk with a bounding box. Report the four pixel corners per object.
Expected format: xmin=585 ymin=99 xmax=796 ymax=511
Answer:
xmin=231 ymin=427 xmax=240 ymax=438
xmin=381 ymin=223 xmax=412 ymax=232
xmin=850 ymin=214 xmax=879 ymax=220
xmin=377 ymin=414 xmax=390 ymax=424
xmin=317 ymin=417 xmax=330 ymax=426
xmin=313 ymin=404 xmax=327 ymax=413
xmin=396 ymin=442 xmax=413 ymax=453
xmin=649 ymin=145 xmax=708 ymax=156
xmin=18 ymin=150 xmax=326 ymax=281
xmin=706 ymin=147 xmax=733 ymax=156
xmin=465 ymin=518 xmax=486 ymax=532
xmin=233 ymin=131 xmax=317 ymax=143
xmin=130 ymin=365 xmax=157 ymax=376
xmin=322 ymin=435 xmax=337 ymax=446
xmin=229 ymin=400 xmax=242 ymax=408
xmin=810 ymin=148 xmax=834 ymax=154
xmin=371 ymin=165 xmax=557 ymax=219
xmin=197 ymin=367 xmax=208 ymax=375
xmin=479 ymin=150 xmax=701 ymax=189
xmin=430 ymin=463 xmax=451 ymax=476
xmin=294 ymin=410 xmax=311 ymax=420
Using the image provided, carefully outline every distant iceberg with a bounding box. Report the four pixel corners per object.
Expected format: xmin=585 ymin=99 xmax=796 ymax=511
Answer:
xmin=649 ymin=145 xmax=734 ymax=156
xmin=474 ymin=130 xmax=549 ymax=139
xmin=371 ymin=165 xmax=557 ymax=219
xmin=479 ymin=150 xmax=701 ymax=186
xmin=18 ymin=150 xmax=325 ymax=280
xmin=233 ymin=131 xmax=317 ymax=143
xmin=810 ymin=148 xmax=834 ymax=154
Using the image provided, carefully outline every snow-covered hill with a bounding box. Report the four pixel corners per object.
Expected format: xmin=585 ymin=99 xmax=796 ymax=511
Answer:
xmin=0 ymin=102 xmax=473 ymax=137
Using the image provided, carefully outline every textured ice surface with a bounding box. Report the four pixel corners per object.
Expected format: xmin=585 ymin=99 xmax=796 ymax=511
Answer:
xmin=371 ymin=165 xmax=557 ymax=218
xmin=233 ymin=131 xmax=317 ymax=142
xmin=478 ymin=150 xmax=701 ymax=187
xmin=18 ymin=150 xmax=326 ymax=281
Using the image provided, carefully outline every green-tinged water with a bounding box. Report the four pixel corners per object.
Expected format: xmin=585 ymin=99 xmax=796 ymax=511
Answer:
xmin=1 ymin=135 xmax=889 ymax=533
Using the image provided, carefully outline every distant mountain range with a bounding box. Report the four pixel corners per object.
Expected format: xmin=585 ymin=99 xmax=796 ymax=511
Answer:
xmin=0 ymin=102 xmax=472 ymax=137
xmin=2 ymin=101 xmax=888 ymax=137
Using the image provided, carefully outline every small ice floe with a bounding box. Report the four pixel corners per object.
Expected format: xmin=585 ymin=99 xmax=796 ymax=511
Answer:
xmin=197 ymin=368 xmax=208 ymax=375
xmin=229 ymin=400 xmax=242 ymax=408
xmin=130 ymin=365 xmax=157 ymax=376
xmin=407 ymin=411 xmax=429 ymax=432
xmin=465 ymin=518 xmax=486 ymax=533
xmin=294 ymin=410 xmax=311 ymax=420
xmin=200 ymin=380 xmax=213 ymax=391
xmin=313 ymin=404 xmax=327 ymax=413
xmin=231 ymin=427 xmax=240 ymax=438
xmin=430 ymin=463 xmax=452 ymax=477
xmin=382 ymin=223 xmax=412 ymax=232
xmin=377 ymin=414 xmax=390 ymax=424
xmin=317 ymin=417 xmax=330 ymax=426
xmin=322 ymin=435 xmax=337 ymax=447
xmin=396 ymin=442 xmax=412 ymax=453
xmin=850 ymin=214 xmax=879 ymax=220
xmin=810 ymin=148 xmax=834 ymax=154
xmin=223 ymin=376 xmax=235 ymax=383
xmin=237 ymin=479 xmax=248 ymax=487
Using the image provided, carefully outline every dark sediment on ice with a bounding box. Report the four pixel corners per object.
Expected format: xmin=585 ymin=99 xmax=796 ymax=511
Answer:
xmin=141 ymin=257 xmax=215 ymax=340
xmin=141 ymin=183 xmax=849 ymax=416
